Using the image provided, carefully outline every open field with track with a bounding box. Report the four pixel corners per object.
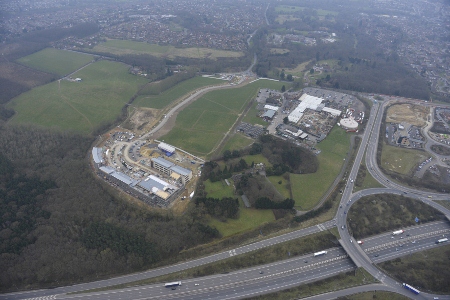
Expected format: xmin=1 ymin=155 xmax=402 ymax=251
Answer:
xmin=7 ymin=60 xmax=147 ymax=133
xmin=17 ymin=48 xmax=95 ymax=76
xmin=135 ymin=76 xmax=223 ymax=109
xmin=93 ymin=39 xmax=244 ymax=60
xmin=160 ymin=79 xmax=286 ymax=157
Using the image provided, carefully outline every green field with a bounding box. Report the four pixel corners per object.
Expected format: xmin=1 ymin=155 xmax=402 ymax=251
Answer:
xmin=209 ymin=199 xmax=275 ymax=237
xmin=242 ymin=101 xmax=268 ymax=126
xmin=17 ymin=48 xmax=94 ymax=76
xmin=204 ymin=179 xmax=235 ymax=199
xmin=381 ymin=144 xmax=428 ymax=175
xmin=160 ymin=79 xmax=287 ymax=157
xmin=267 ymin=176 xmax=291 ymax=199
xmin=221 ymin=134 xmax=254 ymax=154
xmin=290 ymin=127 xmax=350 ymax=210
xmin=8 ymin=60 xmax=147 ymax=133
xmin=136 ymin=77 xmax=223 ymax=109
xmin=93 ymin=39 xmax=244 ymax=60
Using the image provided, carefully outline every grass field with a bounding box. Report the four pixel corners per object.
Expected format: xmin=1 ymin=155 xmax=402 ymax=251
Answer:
xmin=17 ymin=48 xmax=94 ymax=76
xmin=160 ymin=79 xmax=287 ymax=157
xmin=290 ymin=127 xmax=350 ymax=210
xmin=8 ymin=60 xmax=147 ymax=133
xmin=135 ymin=76 xmax=223 ymax=109
xmin=242 ymin=101 xmax=269 ymax=126
xmin=267 ymin=175 xmax=291 ymax=199
xmin=93 ymin=39 xmax=244 ymax=60
xmin=379 ymin=244 xmax=450 ymax=293
xmin=221 ymin=134 xmax=254 ymax=154
xmin=381 ymin=145 xmax=428 ymax=175
xmin=204 ymin=179 xmax=235 ymax=199
xmin=209 ymin=198 xmax=275 ymax=237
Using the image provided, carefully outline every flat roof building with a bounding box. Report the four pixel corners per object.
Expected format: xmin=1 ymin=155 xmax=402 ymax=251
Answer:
xmin=151 ymin=156 xmax=193 ymax=184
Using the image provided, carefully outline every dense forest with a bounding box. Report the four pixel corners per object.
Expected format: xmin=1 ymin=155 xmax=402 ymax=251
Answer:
xmin=0 ymin=125 xmax=220 ymax=291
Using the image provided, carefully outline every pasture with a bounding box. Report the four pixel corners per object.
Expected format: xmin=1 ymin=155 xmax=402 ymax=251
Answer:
xmin=204 ymin=179 xmax=235 ymax=199
xmin=290 ymin=127 xmax=350 ymax=210
xmin=135 ymin=76 xmax=223 ymax=109
xmin=17 ymin=48 xmax=94 ymax=76
xmin=93 ymin=39 xmax=244 ymax=60
xmin=160 ymin=79 xmax=286 ymax=157
xmin=7 ymin=61 xmax=147 ymax=134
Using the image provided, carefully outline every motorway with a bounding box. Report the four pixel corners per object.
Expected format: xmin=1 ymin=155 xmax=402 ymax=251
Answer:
xmin=3 ymin=92 xmax=450 ymax=299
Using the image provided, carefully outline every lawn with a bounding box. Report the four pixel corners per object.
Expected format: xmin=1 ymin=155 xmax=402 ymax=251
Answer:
xmin=135 ymin=76 xmax=223 ymax=109
xmin=381 ymin=144 xmax=428 ymax=175
xmin=290 ymin=127 xmax=350 ymax=210
xmin=242 ymin=154 xmax=272 ymax=167
xmin=204 ymin=179 xmax=235 ymax=199
xmin=160 ymin=79 xmax=287 ymax=157
xmin=209 ymin=198 xmax=275 ymax=237
xmin=8 ymin=60 xmax=147 ymax=134
xmin=267 ymin=175 xmax=291 ymax=199
xmin=221 ymin=133 xmax=254 ymax=154
xmin=93 ymin=39 xmax=244 ymax=60
xmin=17 ymin=48 xmax=94 ymax=76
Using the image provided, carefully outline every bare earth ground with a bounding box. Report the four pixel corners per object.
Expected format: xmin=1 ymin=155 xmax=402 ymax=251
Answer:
xmin=123 ymin=107 xmax=159 ymax=134
xmin=386 ymin=103 xmax=429 ymax=127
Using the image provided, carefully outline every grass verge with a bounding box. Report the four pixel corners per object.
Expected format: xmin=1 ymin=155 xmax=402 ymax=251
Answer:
xmin=245 ymin=267 xmax=377 ymax=300
xmin=337 ymin=291 xmax=409 ymax=300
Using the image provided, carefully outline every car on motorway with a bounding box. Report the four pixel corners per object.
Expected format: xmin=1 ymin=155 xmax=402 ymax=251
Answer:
xmin=259 ymin=271 xmax=264 ymax=274
xmin=195 ymin=283 xmax=199 ymax=286
xmin=374 ymin=254 xmax=379 ymax=257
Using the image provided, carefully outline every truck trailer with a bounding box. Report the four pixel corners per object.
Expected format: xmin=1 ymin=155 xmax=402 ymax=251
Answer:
xmin=392 ymin=230 xmax=404 ymax=235
xmin=313 ymin=251 xmax=327 ymax=257
xmin=403 ymin=283 xmax=420 ymax=295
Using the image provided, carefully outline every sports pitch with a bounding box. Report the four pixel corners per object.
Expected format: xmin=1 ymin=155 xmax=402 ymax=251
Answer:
xmin=7 ymin=60 xmax=147 ymax=134
xmin=160 ymin=79 xmax=286 ymax=157
xmin=17 ymin=48 xmax=95 ymax=76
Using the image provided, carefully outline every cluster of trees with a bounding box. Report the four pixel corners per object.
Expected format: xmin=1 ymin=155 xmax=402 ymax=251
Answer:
xmin=201 ymin=159 xmax=249 ymax=182
xmin=195 ymin=197 xmax=240 ymax=219
xmin=254 ymin=135 xmax=318 ymax=174
xmin=235 ymin=173 xmax=285 ymax=205
xmin=254 ymin=197 xmax=295 ymax=209
xmin=0 ymin=125 xmax=222 ymax=292
xmin=0 ymin=154 xmax=54 ymax=255
xmin=81 ymin=222 xmax=159 ymax=264
xmin=348 ymin=194 xmax=443 ymax=239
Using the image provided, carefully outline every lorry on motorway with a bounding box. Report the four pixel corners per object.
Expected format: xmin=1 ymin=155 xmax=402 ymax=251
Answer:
xmin=402 ymin=283 xmax=420 ymax=295
xmin=392 ymin=230 xmax=404 ymax=235
xmin=165 ymin=281 xmax=182 ymax=288
xmin=313 ymin=251 xmax=327 ymax=257
xmin=436 ymin=238 xmax=448 ymax=244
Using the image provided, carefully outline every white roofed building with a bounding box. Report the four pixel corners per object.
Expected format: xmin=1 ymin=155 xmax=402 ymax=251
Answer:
xmin=158 ymin=142 xmax=176 ymax=154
